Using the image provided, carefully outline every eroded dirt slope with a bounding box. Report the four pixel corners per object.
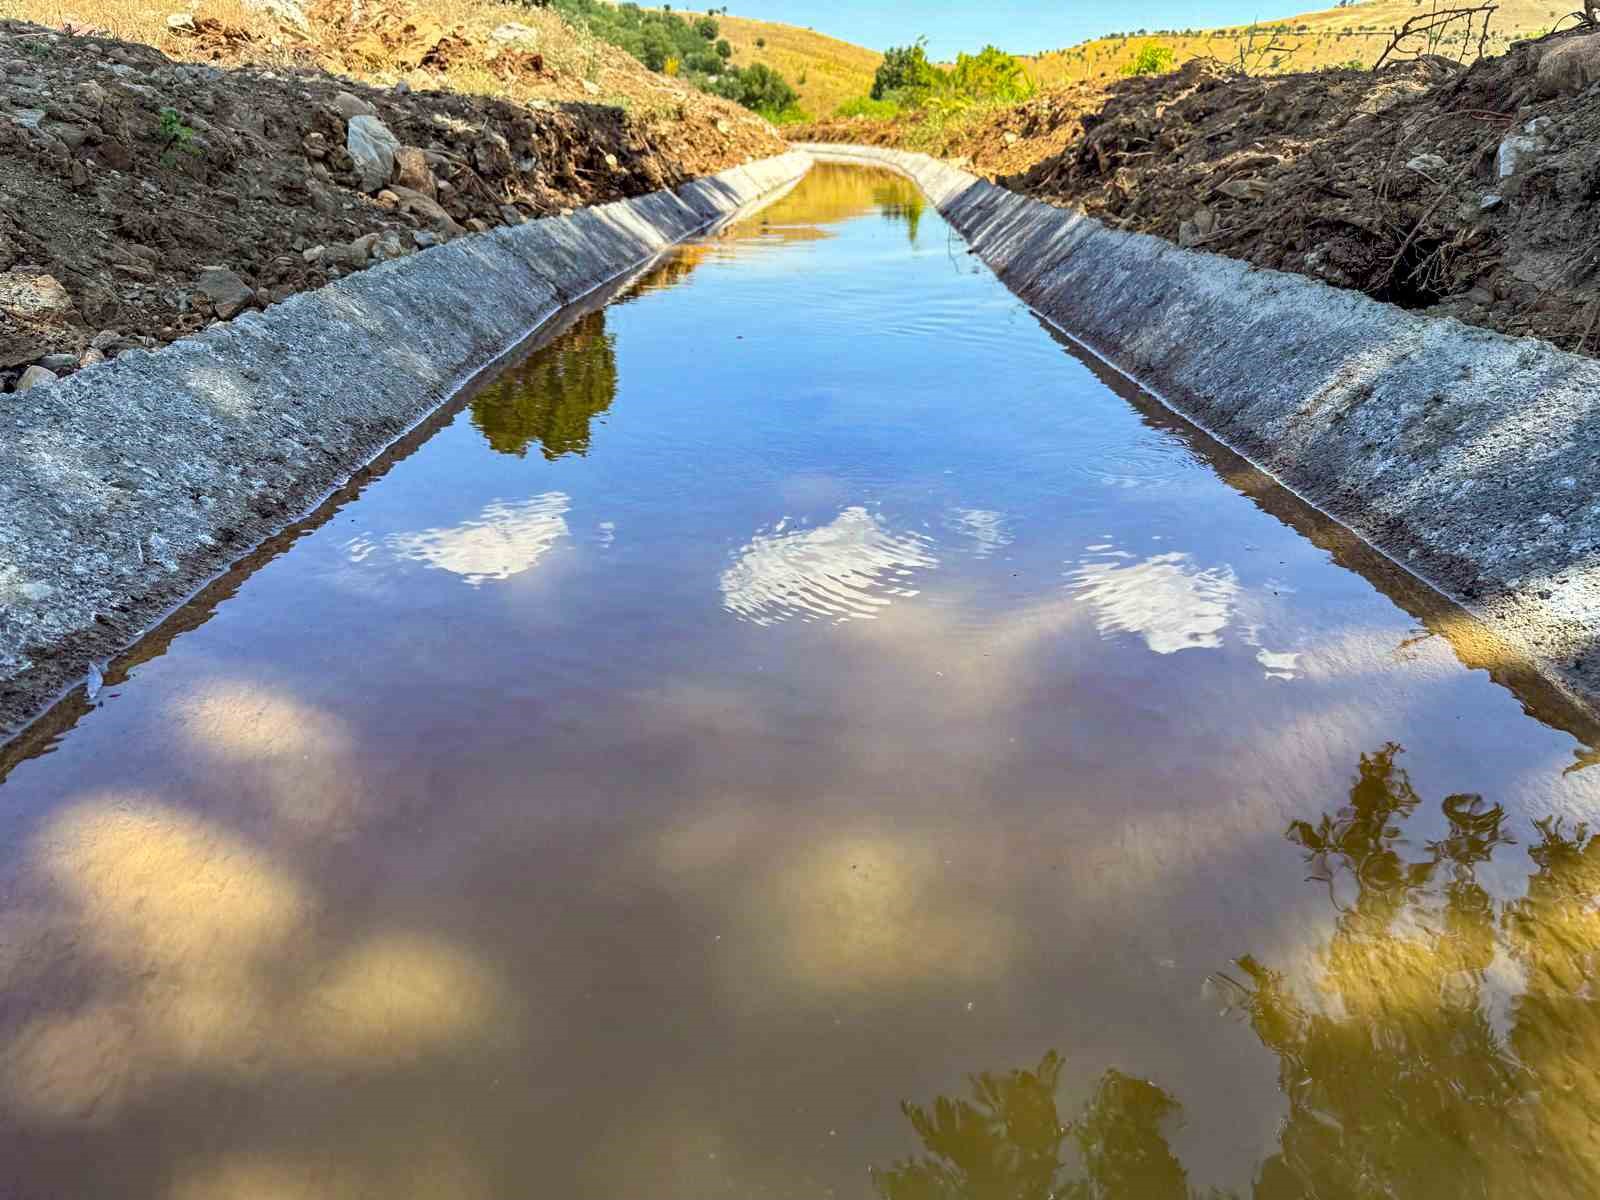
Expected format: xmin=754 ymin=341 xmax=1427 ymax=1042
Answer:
xmin=799 ymin=30 xmax=1600 ymax=354
xmin=0 ymin=11 xmax=782 ymax=388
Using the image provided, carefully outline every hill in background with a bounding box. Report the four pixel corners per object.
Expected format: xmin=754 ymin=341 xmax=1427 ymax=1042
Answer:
xmin=1024 ymin=0 xmax=1572 ymax=84
xmin=675 ymin=10 xmax=881 ymax=116
xmin=675 ymin=0 xmax=1576 ymax=115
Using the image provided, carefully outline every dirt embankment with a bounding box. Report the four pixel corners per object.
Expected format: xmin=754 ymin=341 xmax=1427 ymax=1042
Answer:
xmin=0 ymin=9 xmax=783 ymax=389
xmin=797 ymin=30 xmax=1600 ymax=354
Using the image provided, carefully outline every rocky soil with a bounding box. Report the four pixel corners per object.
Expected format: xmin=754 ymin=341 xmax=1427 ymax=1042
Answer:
xmin=797 ymin=28 xmax=1600 ymax=354
xmin=0 ymin=15 xmax=783 ymax=390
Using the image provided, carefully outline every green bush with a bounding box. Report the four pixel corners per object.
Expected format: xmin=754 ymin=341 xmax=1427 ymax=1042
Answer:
xmin=949 ymin=44 xmax=1033 ymax=102
xmin=1121 ymin=42 xmax=1175 ymax=75
xmin=835 ymin=94 xmax=901 ymax=119
xmin=709 ymin=61 xmax=797 ymax=112
xmin=871 ymin=37 xmax=943 ymax=100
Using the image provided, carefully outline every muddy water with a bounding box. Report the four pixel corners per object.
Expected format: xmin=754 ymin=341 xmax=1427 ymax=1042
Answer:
xmin=4 ymin=163 xmax=1600 ymax=1198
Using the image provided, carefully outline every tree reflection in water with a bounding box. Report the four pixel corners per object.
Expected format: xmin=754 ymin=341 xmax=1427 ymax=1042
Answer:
xmin=469 ymin=310 xmax=617 ymax=461
xmin=876 ymin=744 xmax=1600 ymax=1198
xmin=872 ymin=1052 xmax=1189 ymax=1200
xmin=873 ymin=179 xmax=924 ymax=247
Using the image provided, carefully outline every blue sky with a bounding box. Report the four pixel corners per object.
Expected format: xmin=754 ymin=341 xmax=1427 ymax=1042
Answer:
xmin=719 ymin=1 xmax=1291 ymax=58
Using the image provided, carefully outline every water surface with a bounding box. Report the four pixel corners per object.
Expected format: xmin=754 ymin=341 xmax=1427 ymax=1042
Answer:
xmin=3 ymin=164 xmax=1600 ymax=1198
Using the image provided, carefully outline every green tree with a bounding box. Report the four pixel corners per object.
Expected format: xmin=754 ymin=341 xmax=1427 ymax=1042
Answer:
xmin=694 ymin=15 xmax=718 ymax=39
xmin=948 ymin=45 xmax=1033 ymax=102
xmin=871 ymin=36 xmax=943 ymax=100
xmin=711 ymin=62 xmax=798 ymax=115
xmin=715 ymin=37 xmax=731 ymax=59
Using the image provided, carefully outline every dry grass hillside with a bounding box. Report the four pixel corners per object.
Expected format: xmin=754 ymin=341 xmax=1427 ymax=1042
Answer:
xmin=1025 ymin=0 xmax=1577 ymax=83
xmin=0 ymin=0 xmax=740 ymax=110
xmin=675 ymin=10 xmax=880 ymax=117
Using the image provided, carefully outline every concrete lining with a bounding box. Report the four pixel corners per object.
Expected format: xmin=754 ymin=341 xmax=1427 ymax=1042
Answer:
xmin=0 ymin=150 xmax=811 ymax=736
xmin=801 ymin=142 xmax=1600 ymax=719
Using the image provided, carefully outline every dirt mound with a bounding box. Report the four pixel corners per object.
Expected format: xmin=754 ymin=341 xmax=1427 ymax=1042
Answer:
xmin=0 ymin=10 xmax=782 ymax=388
xmin=799 ymin=31 xmax=1600 ymax=355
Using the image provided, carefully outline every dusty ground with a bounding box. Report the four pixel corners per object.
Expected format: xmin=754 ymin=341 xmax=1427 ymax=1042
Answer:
xmin=0 ymin=6 xmax=782 ymax=387
xmin=798 ymin=29 xmax=1600 ymax=354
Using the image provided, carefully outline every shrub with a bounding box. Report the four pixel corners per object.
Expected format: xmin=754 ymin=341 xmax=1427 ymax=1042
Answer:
xmin=835 ymin=94 xmax=901 ymax=119
xmin=1121 ymin=42 xmax=1175 ymax=75
xmin=949 ymin=44 xmax=1033 ymax=102
xmin=871 ymin=37 xmax=942 ymax=100
xmin=710 ymin=61 xmax=796 ymax=112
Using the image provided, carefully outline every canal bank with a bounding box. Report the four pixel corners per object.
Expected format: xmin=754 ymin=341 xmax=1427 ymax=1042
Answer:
xmin=802 ymin=142 xmax=1600 ymax=724
xmin=0 ymin=152 xmax=811 ymax=737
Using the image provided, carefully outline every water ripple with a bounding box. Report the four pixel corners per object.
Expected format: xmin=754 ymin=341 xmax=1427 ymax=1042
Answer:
xmin=354 ymin=493 xmax=571 ymax=587
xmin=1069 ymin=550 xmax=1238 ymax=654
xmin=721 ymin=507 xmax=938 ymax=627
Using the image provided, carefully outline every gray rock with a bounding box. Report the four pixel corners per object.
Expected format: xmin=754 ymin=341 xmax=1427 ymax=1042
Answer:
xmin=243 ymin=0 xmax=309 ymax=32
xmin=165 ymin=11 xmax=195 ymax=30
xmin=42 ymin=122 xmax=88 ymax=151
xmin=1216 ymin=177 xmax=1269 ymax=202
xmin=1480 ymin=193 xmax=1504 ymax=212
xmin=78 ymin=347 xmax=107 ymax=368
xmin=38 ymin=353 xmax=78 ymax=372
xmin=1496 ymin=132 xmax=1543 ymax=179
xmin=498 ymin=205 xmax=525 ymax=227
xmin=373 ymin=230 xmax=407 ymax=261
xmin=1537 ymin=33 xmax=1600 ymax=98
xmin=90 ymin=329 xmax=122 ymax=351
xmin=387 ymin=184 xmax=464 ymax=236
xmin=331 ymin=90 xmax=378 ymax=122
xmin=75 ymin=80 xmax=108 ymax=109
xmin=392 ymin=145 xmax=436 ymax=198
xmin=325 ymin=238 xmax=373 ymax=269
xmin=0 ymin=272 xmax=74 ymax=320
xmin=1405 ymin=152 xmax=1450 ymax=180
xmin=412 ymin=230 xmax=444 ymax=249
xmin=489 ymin=22 xmax=540 ymax=48
xmin=1177 ymin=205 xmax=1217 ymax=248
xmin=347 ymin=114 xmax=400 ymax=194
xmin=194 ymin=266 xmax=254 ymax=320
xmin=15 ymin=365 xmax=57 ymax=393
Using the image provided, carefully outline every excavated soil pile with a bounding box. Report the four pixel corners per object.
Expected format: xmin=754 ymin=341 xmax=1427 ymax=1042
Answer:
xmin=800 ymin=30 xmax=1600 ymax=354
xmin=0 ymin=15 xmax=782 ymax=387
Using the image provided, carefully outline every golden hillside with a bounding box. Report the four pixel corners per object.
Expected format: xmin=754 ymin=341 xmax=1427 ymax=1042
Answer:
xmin=677 ymin=10 xmax=881 ymax=117
xmin=1024 ymin=0 xmax=1575 ymax=83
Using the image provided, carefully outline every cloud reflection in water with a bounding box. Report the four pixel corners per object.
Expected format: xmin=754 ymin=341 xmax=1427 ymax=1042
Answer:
xmin=721 ymin=507 xmax=938 ymax=626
